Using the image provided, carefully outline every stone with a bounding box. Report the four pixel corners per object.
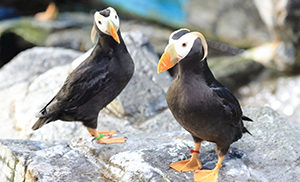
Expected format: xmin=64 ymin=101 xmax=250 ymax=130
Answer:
xmin=208 ymin=56 xmax=265 ymax=91
xmin=0 ymin=31 xmax=173 ymax=141
xmin=44 ymin=12 xmax=96 ymax=52
xmin=139 ymin=109 xmax=184 ymax=133
xmin=45 ymin=28 xmax=93 ymax=52
xmin=115 ymin=32 xmax=172 ymax=123
xmin=0 ymin=47 xmax=81 ymax=90
xmin=121 ymin=20 xmax=172 ymax=55
xmin=239 ymin=72 xmax=300 ymax=128
xmin=1 ymin=27 xmax=299 ymax=182
xmin=0 ymin=32 xmax=35 ymax=67
xmin=170 ymin=55 xmax=265 ymax=91
xmin=0 ymin=12 xmax=94 ymax=68
xmin=244 ymin=0 xmax=300 ymax=72
xmin=103 ymin=0 xmax=271 ymax=48
xmin=0 ymin=47 xmax=82 ymax=140
xmin=0 ymin=106 xmax=299 ymax=181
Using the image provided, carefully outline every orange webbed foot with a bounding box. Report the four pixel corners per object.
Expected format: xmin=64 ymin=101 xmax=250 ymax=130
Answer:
xmin=170 ymin=149 xmax=202 ymax=172
xmin=194 ymin=159 xmax=223 ymax=182
xmin=87 ymin=128 xmax=126 ymax=144
xmin=97 ymin=136 xmax=126 ymax=144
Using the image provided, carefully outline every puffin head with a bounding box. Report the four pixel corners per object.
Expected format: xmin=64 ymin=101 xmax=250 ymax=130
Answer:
xmin=157 ymin=29 xmax=208 ymax=73
xmin=91 ymin=7 xmax=120 ymax=44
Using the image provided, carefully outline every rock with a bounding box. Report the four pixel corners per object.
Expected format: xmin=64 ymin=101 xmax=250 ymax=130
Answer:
xmin=0 ymin=31 xmax=173 ymax=141
xmin=0 ymin=139 xmax=105 ymax=182
xmin=0 ymin=47 xmax=81 ymax=90
xmin=103 ymin=0 xmax=271 ymax=48
xmin=1 ymin=29 xmax=299 ymax=181
xmin=0 ymin=32 xmax=35 ymax=67
xmin=239 ymin=72 xmax=300 ymax=128
xmin=170 ymin=56 xmax=265 ymax=91
xmin=186 ymin=0 xmax=271 ymax=48
xmin=0 ymin=47 xmax=82 ymax=140
xmin=0 ymin=106 xmax=299 ymax=181
xmin=115 ymin=32 xmax=172 ymax=123
xmin=0 ymin=12 xmax=94 ymax=68
xmin=139 ymin=109 xmax=184 ymax=133
xmin=45 ymin=28 xmax=93 ymax=52
xmin=208 ymin=56 xmax=265 ymax=91
xmin=243 ymin=0 xmax=300 ymax=72
xmin=121 ymin=20 xmax=172 ymax=55
xmin=44 ymin=12 xmax=95 ymax=52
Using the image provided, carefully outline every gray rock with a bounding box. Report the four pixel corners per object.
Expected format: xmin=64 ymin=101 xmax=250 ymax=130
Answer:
xmin=185 ymin=0 xmax=271 ymax=48
xmin=170 ymin=56 xmax=265 ymax=91
xmin=121 ymin=20 xmax=172 ymax=55
xmin=115 ymin=32 xmax=172 ymax=123
xmin=0 ymin=31 xmax=172 ymax=141
xmin=0 ymin=106 xmax=299 ymax=182
xmin=239 ymin=73 xmax=300 ymax=128
xmin=45 ymin=28 xmax=93 ymax=52
xmin=44 ymin=12 xmax=95 ymax=52
xmin=0 ymin=139 xmax=106 ymax=182
xmin=208 ymin=56 xmax=265 ymax=91
xmin=226 ymin=106 xmax=300 ymax=182
xmin=139 ymin=109 xmax=184 ymax=133
xmin=0 ymin=47 xmax=82 ymax=140
xmin=0 ymin=15 xmax=86 ymax=48
xmin=244 ymin=0 xmax=300 ymax=71
xmin=0 ymin=12 xmax=94 ymax=68
xmin=106 ymin=0 xmax=271 ymax=48
xmin=0 ymin=47 xmax=82 ymax=90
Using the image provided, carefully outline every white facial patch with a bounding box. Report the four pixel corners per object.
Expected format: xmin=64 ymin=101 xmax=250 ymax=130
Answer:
xmin=94 ymin=7 xmax=120 ymax=35
xmin=173 ymin=33 xmax=198 ymax=61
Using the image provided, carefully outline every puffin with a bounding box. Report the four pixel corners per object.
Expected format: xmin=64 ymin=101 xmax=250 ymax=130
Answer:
xmin=32 ymin=7 xmax=134 ymax=144
xmin=157 ymin=29 xmax=252 ymax=182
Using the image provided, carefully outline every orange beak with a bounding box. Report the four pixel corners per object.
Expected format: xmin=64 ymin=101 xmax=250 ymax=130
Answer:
xmin=107 ymin=20 xmax=120 ymax=44
xmin=110 ymin=26 xmax=120 ymax=44
xmin=157 ymin=43 xmax=179 ymax=73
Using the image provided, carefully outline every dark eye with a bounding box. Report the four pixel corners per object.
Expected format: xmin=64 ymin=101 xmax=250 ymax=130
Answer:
xmin=115 ymin=15 xmax=118 ymax=19
xmin=182 ymin=43 xmax=187 ymax=47
xmin=98 ymin=21 xmax=102 ymax=25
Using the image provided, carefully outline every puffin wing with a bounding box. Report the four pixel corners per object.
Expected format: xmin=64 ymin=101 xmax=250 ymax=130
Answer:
xmin=211 ymin=86 xmax=242 ymax=125
xmin=44 ymin=58 xmax=111 ymax=112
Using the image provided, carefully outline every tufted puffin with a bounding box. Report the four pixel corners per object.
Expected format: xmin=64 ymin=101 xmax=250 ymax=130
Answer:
xmin=157 ymin=29 xmax=252 ymax=182
xmin=32 ymin=7 xmax=134 ymax=144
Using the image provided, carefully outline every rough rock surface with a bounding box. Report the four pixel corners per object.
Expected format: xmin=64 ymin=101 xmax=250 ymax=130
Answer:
xmin=1 ymin=31 xmax=299 ymax=181
xmin=0 ymin=47 xmax=81 ymax=90
xmin=0 ymin=106 xmax=299 ymax=182
xmin=104 ymin=0 xmax=271 ymax=48
xmin=243 ymin=0 xmax=300 ymax=72
xmin=206 ymin=56 xmax=264 ymax=91
xmin=185 ymin=0 xmax=271 ymax=48
xmin=0 ymin=47 xmax=82 ymax=140
xmin=239 ymin=72 xmax=300 ymax=128
xmin=0 ymin=31 xmax=173 ymax=141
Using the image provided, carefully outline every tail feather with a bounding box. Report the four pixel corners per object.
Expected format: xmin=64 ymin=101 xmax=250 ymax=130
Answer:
xmin=242 ymin=126 xmax=252 ymax=136
xmin=32 ymin=111 xmax=58 ymax=130
xmin=32 ymin=117 xmax=51 ymax=130
xmin=242 ymin=115 xmax=253 ymax=122
xmin=241 ymin=115 xmax=253 ymax=136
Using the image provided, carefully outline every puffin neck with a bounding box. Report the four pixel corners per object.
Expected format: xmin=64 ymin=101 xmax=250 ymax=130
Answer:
xmin=97 ymin=30 xmax=123 ymax=49
xmin=178 ymin=58 xmax=215 ymax=81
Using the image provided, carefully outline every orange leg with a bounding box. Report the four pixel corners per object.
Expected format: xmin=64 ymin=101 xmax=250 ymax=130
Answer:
xmin=194 ymin=155 xmax=224 ymax=182
xmin=170 ymin=142 xmax=202 ymax=172
xmin=87 ymin=128 xmax=126 ymax=144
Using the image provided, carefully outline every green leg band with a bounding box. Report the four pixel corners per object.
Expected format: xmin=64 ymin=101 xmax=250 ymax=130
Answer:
xmin=96 ymin=134 xmax=104 ymax=140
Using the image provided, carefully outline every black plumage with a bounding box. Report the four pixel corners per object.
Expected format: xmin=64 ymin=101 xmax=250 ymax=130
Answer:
xmin=32 ymin=7 xmax=134 ymax=144
xmin=157 ymin=29 xmax=252 ymax=181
